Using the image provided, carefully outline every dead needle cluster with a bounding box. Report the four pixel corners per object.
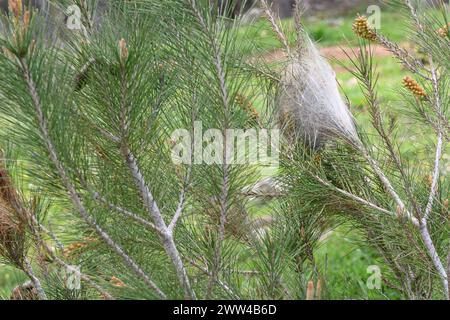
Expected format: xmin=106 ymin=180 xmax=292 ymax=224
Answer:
xmin=110 ymin=276 xmax=127 ymax=288
xmin=6 ymin=0 xmax=32 ymax=57
xmin=119 ymin=38 xmax=129 ymax=64
xmin=0 ymin=153 xmax=26 ymax=268
xmin=8 ymin=0 xmax=22 ymax=19
xmin=436 ymin=22 xmax=450 ymax=38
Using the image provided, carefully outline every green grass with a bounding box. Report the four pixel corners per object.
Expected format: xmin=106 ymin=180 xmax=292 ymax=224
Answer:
xmin=0 ymin=264 xmax=26 ymax=298
xmin=237 ymin=11 xmax=410 ymax=55
xmin=335 ymin=56 xmax=405 ymax=106
xmin=315 ymin=227 xmax=402 ymax=300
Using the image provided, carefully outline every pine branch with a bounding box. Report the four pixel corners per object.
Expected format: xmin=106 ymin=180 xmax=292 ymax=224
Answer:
xmin=424 ymin=61 xmax=444 ymax=222
xmin=375 ymin=34 xmax=431 ymax=80
xmin=293 ymin=0 xmax=307 ymax=56
xmin=18 ymin=57 xmax=167 ymax=299
xmin=358 ymin=150 xmax=447 ymax=297
xmin=121 ymin=147 xmax=195 ymax=299
xmin=345 ymin=44 xmax=423 ymax=218
xmin=313 ymin=175 xmax=399 ymax=218
xmin=403 ymin=0 xmax=425 ymax=33
xmin=260 ymin=0 xmax=291 ymax=57
xmin=34 ymin=219 xmax=64 ymax=252
xmin=23 ymin=257 xmax=47 ymax=300
xmin=359 ymin=146 xmax=420 ymax=227
xmin=76 ymin=173 xmax=165 ymax=236
xmin=188 ymin=258 xmax=239 ymax=300
xmin=420 ymin=55 xmax=448 ymax=299
xmin=168 ymin=167 xmax=191 ymax=233
xmin=115 ymin=49 xmax=195 ymax=299
xmin=0 ymin=0 xmax=445 ymax=301
xmin=185 ymin=0 xmax=231 ymax=299
xmin=350 ymin=38 xmax=449 ymax=298
xmin=419 ymin=223 xmax=448 ymax=299
xmin=27 ymin=212 xmax=115 ymax=300
xmin=92 ymin=191 xmax=165 ymax=236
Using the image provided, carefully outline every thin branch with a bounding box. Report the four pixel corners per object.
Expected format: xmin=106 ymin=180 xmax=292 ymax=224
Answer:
xmin=371 ymin=1 xmax=432 ymax=80
xmin=76 ymin=173 xmax=166 ymax=236
xmin=92 ymin=122 xmax=120 ymax=143
xmin=34 ymin=219 xmax=64 ymax=252
xmin=70 ymin=102 xmax=121 ymax=143
xmin=28 ymin=214 xmax=115 ymax=300
xmin=186 ymin=0 xmax=230 ymax=299
xmin=121 ymin=147 xmax=195 ymax=299
xmin=424 ymin=57 xmax=444 ymax=222
xmin=116 ymin=57 xmax=194 ymax=299
xmin=260 ymin=0 xmax=291 ymax=57
xmin=404 ymin=0 xmax=425 ymax=32
xmin=241 ymin=191 xmax=285 ymax=198
xmin=415 ymin=99 xmax=450 ymax=142
xmin=168 ymin=167 xmax=191 ymax=233
xmin=419 ymin=224 xmax=448 ymax=299
xmin=375 ymin=35 xmax=431 ymax=80
xmin=447 ymin=250 xmax=450 ymax=296
xmin=419 ymin=54 xmax=448 ymax=299
xmin=293 ymin=0 xmax=307 ymax=56
xmin=18 ymin=58 xmax=166 ymax=299
xmin=23 ymin=258 xmax=47 ymax=300
xmin=351 ymin=44 xmax=423 ymax=218
xmin=92 ymin=191 xmax=165 ymax=236
xmin=188 ymin=258 xmax=240 ymax=300
xmin=359 ymin=146 xmax=420 ymax=227
xmin=313 ymin=175 xmax=410 ymax=221
xmin=74 ymin=58 xmax=96 ymax=91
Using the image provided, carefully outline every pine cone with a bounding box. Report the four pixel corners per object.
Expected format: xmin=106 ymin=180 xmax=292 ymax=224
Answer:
xmin=403 ymin=76 xmax=427 ymax=98
xmin=235 ymin=93 xmax=260 ymax=123
xmin=352 ymin=16 xmax=377 ymax=41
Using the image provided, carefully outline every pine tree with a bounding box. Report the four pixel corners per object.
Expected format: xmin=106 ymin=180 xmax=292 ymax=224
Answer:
xmin=0 ymin=0 xmax=448 ymax=300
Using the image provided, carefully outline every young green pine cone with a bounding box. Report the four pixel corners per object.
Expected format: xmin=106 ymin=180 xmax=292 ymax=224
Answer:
xmin=403 ymin=76 xmax=427 ymax=98
xmin=352 ymin=15 xmax=377 ymax=41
